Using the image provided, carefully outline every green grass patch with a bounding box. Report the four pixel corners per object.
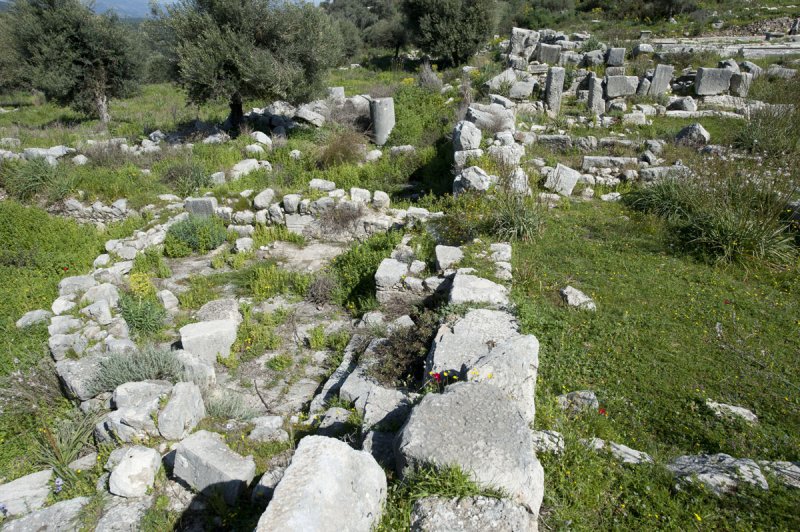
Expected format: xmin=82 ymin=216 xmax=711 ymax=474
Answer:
xmin=379 ymin=465 xmax=504 ymax=531
xmin=329 ymin=230 xmax=402 ymax=315
xmin=512 ymin=201 xmax=799 ymax=527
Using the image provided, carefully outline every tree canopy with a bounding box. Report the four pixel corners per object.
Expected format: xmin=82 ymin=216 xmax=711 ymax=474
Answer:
xmin=10 ymin=0 xmax=141 ymax=122
xmin=164 ymin=0 xmax=344 ymax=126
xmin=402 ymin=0 xmax=496 ymax=65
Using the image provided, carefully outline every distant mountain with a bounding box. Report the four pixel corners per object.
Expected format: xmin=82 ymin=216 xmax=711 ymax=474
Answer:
xmin=94 ymin=1 xmax=174 ymax=18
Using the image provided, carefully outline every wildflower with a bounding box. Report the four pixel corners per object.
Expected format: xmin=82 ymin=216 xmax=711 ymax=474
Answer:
xmin=432 ymin=372 xmax=442 ymax=383
xmin=54 ymin=477 xmax=64 ymax=494
xmin=694 ymin=513 xmax=702 ymax=522
xmin=723 ymin=299 xmax=731 ymax=305
xmin=598 ymin=408 xmax=607 ymax=416
xmin=62 ymin=266 xmax=69 ymax=272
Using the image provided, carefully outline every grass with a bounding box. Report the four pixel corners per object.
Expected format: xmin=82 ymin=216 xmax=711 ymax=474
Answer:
xmin=512 ymin=200 xmax=800 ymax=528
xmin=623 ymin=161 xmax=798 ymax=266
xmin=328 ymin=230 xmax=403 ymax=314
xmin=177 ymin=274 xmax=221 ymax=310
xmin=378 ymin=465 xmax=505 ymax=531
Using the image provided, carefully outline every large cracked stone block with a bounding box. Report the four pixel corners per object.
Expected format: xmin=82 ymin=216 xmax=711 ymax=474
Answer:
xmin=453 ymin=121 xmax=482 ymax=151
xmin=158 ymin=382 xmax=206 ymax=440
xmin=396 ymin=382 xmax=544 ymax=516
xmin=410 ymin=496 xmax=535 ymax=532
xmin=449 ymin=271 xmax=509 ymax=307
xmin=467 ymin=334 xmax=539 ymax=424
xmin=109 ymin=445 xmax=162 ymax=498
xmin=544 ymin=163 xmax=581 ymax=196
xmin=0 ymin=469 xmax=52 ymax=517
xmin=649 ymin=64 xmax=674 ymax=96
xmin=695 ymin=68 xmax=733 ymax=96
xmin=256 ymin=436 xmax=386 ymax=531
xmin=179 ymin=319 xmax=238 ymax=364
xmin=605 ymin=76 xmax=639 ymax=98
xmin=1 ymin=496 xmax=89 ymax=532
xmin=427 ymin=309 xmax=519 ymax=376
xmin=173 ymin=430 xmax=256 ymax=505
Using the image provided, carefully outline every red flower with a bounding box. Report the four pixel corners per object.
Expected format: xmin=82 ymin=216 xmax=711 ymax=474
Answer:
xmin=62 ymin=267 xmax=69 ymax=272
xmin=598 ymin=408 xmax=607 ymax=416
xmin=432 ymin=372 xmax=442 ymax=383
xmin=723 ymin=299 xmax=731 ymax=305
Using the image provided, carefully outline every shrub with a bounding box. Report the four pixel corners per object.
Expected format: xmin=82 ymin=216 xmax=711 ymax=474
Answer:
xmin=252 ymin=224 xmax=305 ymax=247
xmin=306 ymin=273 xmax=339 ymax=306
xmin=428 ymin=192 xmax=493 ymax=245
xmin=623 ymin=163 xmax=797 ymax=266
xmin=88 ymin=346 xmax=183 ymax=395
xmin=248 ymin=263 xmax=311 ymax=300
xmin=131 ymin=248 xmax=172 ymax=278
xmin=205 ymin=391 xmax=256 ymax=420
xmin=367 ymin=310 xmax=439 ymax=387
xmin=266 ymin=353 xmax=293 ymax=372
xmin=317 ymin=202 xmax=366 ymax=235
xmin=317 ymin=128 xmax=368 ymax=168
xmin=307 ymin=325 xmax=326 ymax=350
xmin=160 ymin=161 xmax=211 ymax=197
xmin=417 ymin=62 xmax=443 ymax=92
xmin=33 ymin=411 xmax=98 ymax=488
xmin=163 ymin=215 xmax=227 ymax=258
xmin=489 ymin=193 xmax=545 ymax=242
xmin=231 ymin=306 xmax=282 ymax=363
xmin=1 ymin=158 xmax=61 ymax=201
xmin=177 ymin=275 xmax=219 ymax=309
xmin=388 ymin=85 xmax=453 ymax=146
xmin=330 ymin=231 xmax=402 ymax=313
xmin=118 ymin=292 xmax=167 ymax=337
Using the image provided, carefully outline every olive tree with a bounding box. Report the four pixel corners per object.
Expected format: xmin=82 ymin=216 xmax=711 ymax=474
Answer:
xmin=403 ymin=0 xmax=496 ymax=65
xmin=165 ymin=0 xmax=344 ymax=127
xmin=10 ymin=0 xmax=141 ymax=123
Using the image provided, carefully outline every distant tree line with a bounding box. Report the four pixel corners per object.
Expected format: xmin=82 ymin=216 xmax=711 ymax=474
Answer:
xmin=0 ymin=0 xmax=693 ymax=125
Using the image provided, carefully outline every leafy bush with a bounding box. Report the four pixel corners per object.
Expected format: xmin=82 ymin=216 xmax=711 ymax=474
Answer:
xmin=231 ymin=305 xmax=282 ymax=364
xmin=735 ymin=77 xmax=800 ymax=156
xmin=118 ymin=292 xmax=167 ymax=337
xmin=427 ymin=192 xmax=492 ymax=245
xmin=163 ymin=215 xmax=227 ymax=258
xmin=623 ymin=164 xmax=797 ymax=265
xmin=318 ymin=202 xmax=366 ymax=235
xmin=252 ymin=224 xmax=305 ymax=247
xmin=388 ymin=85 xmax=453 ymax=147
xmin=177 ymin=275 xmax=219 ymax=309
xmin=248 ymin=263 xmax=311 ymax=300
xmin=131 ymin=248 xmax=172 ymax=278
xmin=88 ymin=346 xmax=183 ymax=395
xmin=329 ymin=231 xmax=402 ymax=313
xmin=417 ymin=62 xmax=443 ymax=92
xmin=160 ymin=161 xmax=211 ymax=197
xmin=266 ymin=353 xmax=293 ymax=372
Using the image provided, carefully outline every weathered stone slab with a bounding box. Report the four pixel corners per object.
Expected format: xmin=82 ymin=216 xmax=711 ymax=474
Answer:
xmin=396 ymin=382 xmax=544 ymax=515
xmin=256 ymin=436 xmax=386 ymax=531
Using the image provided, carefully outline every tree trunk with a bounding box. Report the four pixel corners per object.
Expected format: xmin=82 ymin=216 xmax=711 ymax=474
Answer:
xmin=96 ymin=91 xmax=110 ymax=124
xmin=228 ymin=92 xmax=244 ymax=133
